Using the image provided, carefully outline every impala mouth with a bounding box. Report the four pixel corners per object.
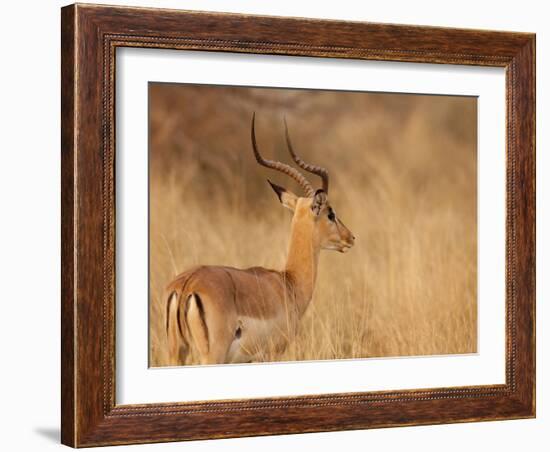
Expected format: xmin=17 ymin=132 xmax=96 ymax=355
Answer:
xmin=325 ymin=241 xmax=354 ymax=253
xmin=339 ymin=242 xmax=354 ymax=253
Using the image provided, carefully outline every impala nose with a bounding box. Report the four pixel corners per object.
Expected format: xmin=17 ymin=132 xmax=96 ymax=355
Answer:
xmin=342 ymin=235 xmax=355 ymax=252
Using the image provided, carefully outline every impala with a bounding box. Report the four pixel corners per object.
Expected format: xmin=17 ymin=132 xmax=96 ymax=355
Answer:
xmin=165 ymin=114 xmax=355 ymax=365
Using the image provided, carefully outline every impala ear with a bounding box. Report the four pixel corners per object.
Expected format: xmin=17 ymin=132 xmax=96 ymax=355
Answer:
xmin=311 ymin=189 xmax=327 ymax=216
xmin=268 ymin=180 xmax=297 ymax=211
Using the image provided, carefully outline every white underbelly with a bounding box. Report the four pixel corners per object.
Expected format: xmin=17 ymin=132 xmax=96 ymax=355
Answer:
xmin=226 ymin=315 xmax=296 ymax=363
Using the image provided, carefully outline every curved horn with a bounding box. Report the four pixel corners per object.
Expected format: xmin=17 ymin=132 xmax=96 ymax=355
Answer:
xmin=251 ymin=113 xmax=315 ymax=197
xmin=284 ymin=118 xmax=329 ymax=194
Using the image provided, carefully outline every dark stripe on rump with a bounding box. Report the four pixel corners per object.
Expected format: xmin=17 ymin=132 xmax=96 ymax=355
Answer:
xmin=192 ymin=293 xmax=209 ymax=350
xmin=177 ymin=295 xmax=188 ymax=338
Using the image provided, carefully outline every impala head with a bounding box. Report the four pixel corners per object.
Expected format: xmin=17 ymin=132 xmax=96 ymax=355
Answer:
xmin=251 ymin=113 xmax=355 ymax=253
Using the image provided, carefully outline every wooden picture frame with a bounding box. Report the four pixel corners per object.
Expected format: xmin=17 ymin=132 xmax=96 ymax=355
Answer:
xmin=61 ymin=3 xmax=535 ymax=447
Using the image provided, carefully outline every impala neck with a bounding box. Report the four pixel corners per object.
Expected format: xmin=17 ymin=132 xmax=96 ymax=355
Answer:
xmin=284 ymin=211 xmax=321 ymax=316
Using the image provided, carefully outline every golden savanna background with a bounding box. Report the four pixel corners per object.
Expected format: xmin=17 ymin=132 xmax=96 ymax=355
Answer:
xmin=149 ymin=83 xmax=477 ymax=366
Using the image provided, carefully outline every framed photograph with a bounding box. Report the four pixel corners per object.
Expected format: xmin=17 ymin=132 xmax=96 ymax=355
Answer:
xmin=61 ymin=3 xmax=535 ymax=447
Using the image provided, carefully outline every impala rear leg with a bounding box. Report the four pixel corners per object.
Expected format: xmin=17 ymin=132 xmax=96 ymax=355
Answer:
xmin=165 ymin=291 xmax=190 ymax=366
xmin=186 ymin=293 xmax=236 ymax=365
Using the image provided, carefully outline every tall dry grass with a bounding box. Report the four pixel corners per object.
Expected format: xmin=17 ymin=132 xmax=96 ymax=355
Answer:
xmin=148 ymin=84 xmax=477 ymax=366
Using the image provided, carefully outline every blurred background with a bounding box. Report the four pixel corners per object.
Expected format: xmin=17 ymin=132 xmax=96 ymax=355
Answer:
xmin=148 ymin=83 xmax=477 ymax=366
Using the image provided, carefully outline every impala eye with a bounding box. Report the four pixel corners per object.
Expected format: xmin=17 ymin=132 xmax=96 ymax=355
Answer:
xmin=328 ymin=210 xmax=335 ymax=221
